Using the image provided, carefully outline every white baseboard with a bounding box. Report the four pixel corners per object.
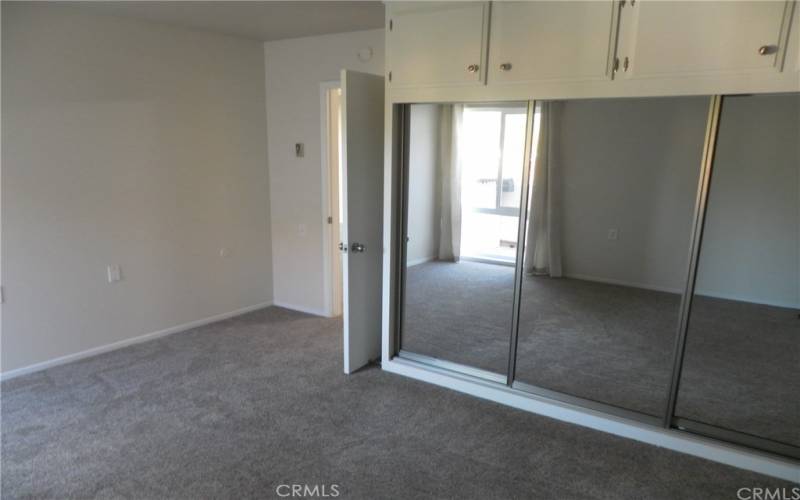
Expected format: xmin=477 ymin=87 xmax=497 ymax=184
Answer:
xmin=272 ymin=301 xmax=328 ymax=317
xmin=565 ymin=273 xmax=683 ymax=295
xmin=461 ymin=256 xmax=516 ymax=267
xmin=693 ymin=288 xmax=798 ymax=310
xmin=0 ymin=301 xmax=273 ymax=381
xmin=564 ymin=273 xmax=798 ymax=309
xmin=407 ymin=256 xmax=436 ymax=267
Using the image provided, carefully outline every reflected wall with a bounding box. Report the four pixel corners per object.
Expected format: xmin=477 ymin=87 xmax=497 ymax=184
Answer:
xmin=513 ymin=97 xmax=710 ymax=416
xmin=675 ymin=93 xmax=800 ymax=446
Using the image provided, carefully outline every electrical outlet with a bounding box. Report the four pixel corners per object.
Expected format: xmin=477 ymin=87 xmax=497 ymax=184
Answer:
xmin=107 ymin=265 xmax=122 ymax=283
xmin=607 ymin=229 xmax=619 ymax=241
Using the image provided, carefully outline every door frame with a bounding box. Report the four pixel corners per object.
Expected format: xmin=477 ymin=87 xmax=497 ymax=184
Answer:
xmin=320 ymin=80 xmax=343 ymax=318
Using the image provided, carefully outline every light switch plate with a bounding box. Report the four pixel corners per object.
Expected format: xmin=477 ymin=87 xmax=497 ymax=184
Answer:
xmin=107 ymin=265 xmax=122 ymax=283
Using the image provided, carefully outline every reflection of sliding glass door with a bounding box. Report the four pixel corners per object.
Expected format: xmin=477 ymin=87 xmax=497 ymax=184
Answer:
xmin=399 ymin=102 xmax=529 ymax=375
xmin=460 ymin=105 xmax=527 ymax=263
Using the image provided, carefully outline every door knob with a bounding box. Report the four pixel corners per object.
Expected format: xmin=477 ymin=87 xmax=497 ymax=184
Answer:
xmin=338 ymin=242 xmax=348 ymax=252
xmin=350 ymin=242 xmax=365 ymax=253
xmin=466 ymin=64 xmax=479 ymax=73
xmin=758 ymin=45 xmax=777 ymax=55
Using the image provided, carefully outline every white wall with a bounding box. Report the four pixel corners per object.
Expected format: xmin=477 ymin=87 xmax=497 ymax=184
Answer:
xmin=555 ymin=94 xmax=798 ymax=308
xmin=557 ymin=97 xmax=709 ymax=293
xmin=2 ymin=4 xmax=272 ymax=374
xmin=407 ymin=104 xmax=441 ymax=265
xmin=264 ymin=29 xmax=384 ymax=315
xmin=694 ymin=94 xmax=799 ymax=308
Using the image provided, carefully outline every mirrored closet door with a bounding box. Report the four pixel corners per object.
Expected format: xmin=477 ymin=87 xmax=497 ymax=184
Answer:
xmin=511 ymin=97 xmax=711 ymax=417
xmin=394 ymin=93 xmax=799 ymax=459
xmin=674 ymin=93 xmax=800 ymax=449
xmin=399 ymin=102 xmax=529 ymax=375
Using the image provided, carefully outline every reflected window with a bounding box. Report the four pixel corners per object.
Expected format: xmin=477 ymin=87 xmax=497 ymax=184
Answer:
xmin=461 ymin=105 xmax=527 ymax=263
xmin=400 ymin=102 xmax=528 ymax=375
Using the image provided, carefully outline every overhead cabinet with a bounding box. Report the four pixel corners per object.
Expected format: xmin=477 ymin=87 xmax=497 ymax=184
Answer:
xmin=386 ymin=1 xmax=798 ymax=93
xmin=487 ymin=1 xmax=619 ymax=85
xmin=386 ymin=2 xmax=489 ymax=88
xmin=616 ymin=0 xmax=796 ymax=80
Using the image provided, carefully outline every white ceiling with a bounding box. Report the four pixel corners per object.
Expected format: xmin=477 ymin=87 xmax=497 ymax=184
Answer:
xmin=71 ymin=1 xmax=385 ymax=41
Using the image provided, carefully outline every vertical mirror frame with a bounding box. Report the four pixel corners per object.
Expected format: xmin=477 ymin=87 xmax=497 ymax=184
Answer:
xmin=506 ymin=100 xmax=536 ymax=386
xmin=389 ymin=96 xmax=800 ymax=461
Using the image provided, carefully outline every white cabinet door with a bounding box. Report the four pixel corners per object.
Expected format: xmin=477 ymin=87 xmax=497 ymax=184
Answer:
xmin=387 ymin=2 xmax=489 ymax=88
xmin=618 ymin=0 xmax=795 ymax=80
xmin=488 ymin=1 xmax=619 ymax=85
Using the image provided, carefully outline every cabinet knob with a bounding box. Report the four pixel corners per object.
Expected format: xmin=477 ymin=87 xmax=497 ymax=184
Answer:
xmin=499 ymin=63 xmax=512 ymax=71
xmin=758 ymin=45 xmax=777 ymax=55
xmin=466 ymin=64 xmax=479 ymax=73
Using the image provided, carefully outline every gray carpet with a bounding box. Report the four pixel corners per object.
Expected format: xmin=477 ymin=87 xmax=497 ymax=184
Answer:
xmin=402 ymin=261 xmax=799 ymax=446
xmin=2 ymin=307 xmax=796 ymax=498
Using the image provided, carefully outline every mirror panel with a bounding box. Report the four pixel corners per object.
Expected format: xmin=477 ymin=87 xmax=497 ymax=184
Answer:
xmin=400 ymin=102 xmax=528 ymax=375
xmin=513 ymin=97 xmax=710 ymax=416
xmin=675 ymin=93 xmax=800 ymax=446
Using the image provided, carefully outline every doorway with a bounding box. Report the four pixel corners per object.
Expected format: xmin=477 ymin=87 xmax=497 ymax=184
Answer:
xmin=321 ymin=82 xmax=344 ymax=318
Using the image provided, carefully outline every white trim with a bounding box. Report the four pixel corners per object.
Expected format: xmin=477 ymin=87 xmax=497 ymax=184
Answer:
xmin=380 ymin=90 xmax=394 ymax=365
xmin=0 ymin=302 xmax=273 ymax=381
xmin=320 ymin=80 xmax=342 ymax=319
xmin=561 ymin=273 xmax=798 ymax=309
xmin=272 ymin=300 xmax=327 ymax=317
xmin=461 ymin=255 xmax=516 ymax=268
xmin=565 ymin=273 xmax=683 ymax=295
xmin=383 ymin=357 xmax=800 ymax=483
xmin=692 ymin=288 xmax=799 ymax=310
xmin=406 ymin=256 xmax=436 ymax=267
xmin=339 ymin=70 xmax=350 ymax=374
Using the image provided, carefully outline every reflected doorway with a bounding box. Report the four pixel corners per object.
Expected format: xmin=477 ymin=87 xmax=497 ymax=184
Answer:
xmin=322 ymin=82 xmax=343 ymax=318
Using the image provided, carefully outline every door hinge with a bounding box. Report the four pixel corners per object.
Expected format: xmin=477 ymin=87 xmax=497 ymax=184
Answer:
xmin=388 ymin=71 xmax=392 ymax=82
xmin=327 ymin=216 xmax=333 ymax=224
xmin=389 ymin=19 xmax=393 ymax=31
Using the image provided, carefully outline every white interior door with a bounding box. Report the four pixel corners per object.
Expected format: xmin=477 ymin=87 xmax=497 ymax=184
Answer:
xmin=340 ymin=69 xmax=384 ymax=374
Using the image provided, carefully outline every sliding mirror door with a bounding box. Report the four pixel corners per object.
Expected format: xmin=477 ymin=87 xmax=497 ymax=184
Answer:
xmin=399 ymin=102 xmax=529 ymax=376
xmin=512 ymin=97 xmax=711 ymax=417
xmin=674 ymin=93 xmax=799 ymax=452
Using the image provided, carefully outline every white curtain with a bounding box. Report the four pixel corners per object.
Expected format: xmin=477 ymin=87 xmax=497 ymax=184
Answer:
xmin=438 ymin=104 xmax=463 ymax=262
xmin=524 ymin=101 xmax=562 ymax=277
